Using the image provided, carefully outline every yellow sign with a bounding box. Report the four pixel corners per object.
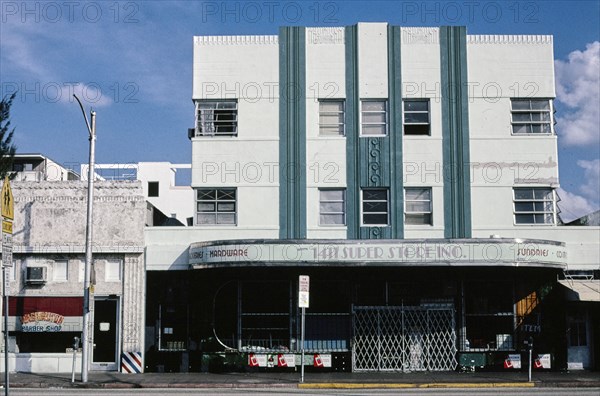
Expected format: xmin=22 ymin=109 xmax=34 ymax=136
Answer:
xmin=1 ymin=176 xmax=14 ymax=220
xmin=2 ymin=220 xmax=12 ymax=234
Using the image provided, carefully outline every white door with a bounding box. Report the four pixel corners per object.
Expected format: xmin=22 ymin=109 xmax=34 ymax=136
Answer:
xmin=567 ymin=308 xmax=591 ymax=369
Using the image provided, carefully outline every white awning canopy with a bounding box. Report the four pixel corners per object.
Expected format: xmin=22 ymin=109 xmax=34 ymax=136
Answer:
xmin=559 ymin=280 xmax=600 ymax=302
xmin=189 ymin=238 xmax=567 ymax=269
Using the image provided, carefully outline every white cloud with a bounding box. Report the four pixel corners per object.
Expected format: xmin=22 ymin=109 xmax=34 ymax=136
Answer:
xmin=54 ymin=82 xmax=113 ymax=108
xmin=577 ymin=159 xmax=600 ymax=201
xmin=558 ymin=159 xmax=600 ymax=222
xmin=555 ymin=42 xmax=600 ymax=146
xmin=557 ymin=188 xmax=597 ymax=223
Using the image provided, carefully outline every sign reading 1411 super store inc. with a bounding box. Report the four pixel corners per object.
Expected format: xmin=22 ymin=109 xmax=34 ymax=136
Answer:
xmin=189 ymin=239 xmax=567 ymax=269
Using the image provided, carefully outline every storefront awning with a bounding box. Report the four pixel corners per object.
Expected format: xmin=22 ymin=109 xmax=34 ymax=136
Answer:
xmin=189 ymin=238 xmax=567 ymax=269
xmin=7 ymin=297 xmax=83 ymax=332
xmin=558 ymin=280 xmax=600 ymax=302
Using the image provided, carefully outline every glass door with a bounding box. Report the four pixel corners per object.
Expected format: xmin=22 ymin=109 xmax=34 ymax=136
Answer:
xmin=91 ymin=297 xmax=119 ymax=371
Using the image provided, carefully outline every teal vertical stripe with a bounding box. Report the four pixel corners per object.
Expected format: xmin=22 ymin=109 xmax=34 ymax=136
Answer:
xmin=345 ymin=25 xmax=360 ymax=239
xmin=388 ymin=25 xmax=404 ymax=239
xmin=346 ymin=25 xmax=401 ymax=240
xmin=279 ymin=26 xmax=307 ymax=239
xmin=440 ymin=26 xmax=472 ymax=238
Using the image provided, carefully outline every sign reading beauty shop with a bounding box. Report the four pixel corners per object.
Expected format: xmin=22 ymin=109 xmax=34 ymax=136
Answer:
xmin=189 ymin=239 xmax=567 ymax=268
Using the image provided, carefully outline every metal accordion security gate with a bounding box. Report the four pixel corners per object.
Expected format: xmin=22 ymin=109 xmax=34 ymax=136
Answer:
xmin=352 ymin=305 xmax=458 ymax=372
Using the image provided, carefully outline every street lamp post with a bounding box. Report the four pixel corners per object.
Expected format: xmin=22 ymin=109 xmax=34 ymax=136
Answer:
xmin=73 ymin=94 xmax=96 ymax=383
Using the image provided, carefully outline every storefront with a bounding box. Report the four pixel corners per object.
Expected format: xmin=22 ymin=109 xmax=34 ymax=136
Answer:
xmin=145 ymin=238 xmax=568 ymax=372
xmin=6 ymin=297 xmax=83 ymax=372
xmin=559 ymin=279 xmax=600 ymax=370
xmin=4 ymin=181 xmax=147 ymax=374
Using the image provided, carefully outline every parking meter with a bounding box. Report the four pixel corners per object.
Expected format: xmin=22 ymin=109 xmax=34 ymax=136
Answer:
xmin=526 ymin=336 xmax=533 ymax=382
xmin=71 ymin=337 xmax=80 ymax=383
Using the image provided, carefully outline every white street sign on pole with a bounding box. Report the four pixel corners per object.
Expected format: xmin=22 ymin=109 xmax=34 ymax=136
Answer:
xmin=299 ymin=275 xmax=309 ymax=308
xmin=298 ymin=275 xmax=310 ymax=383
xmin=2 ymin=233 xmax=12 ymax=268
xmin=1 ymin=176 xmax=13 ymax=396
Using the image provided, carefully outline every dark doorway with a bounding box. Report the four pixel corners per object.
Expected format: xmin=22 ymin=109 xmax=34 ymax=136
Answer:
xmin=92 ymin=298 xmax=118 ymax=369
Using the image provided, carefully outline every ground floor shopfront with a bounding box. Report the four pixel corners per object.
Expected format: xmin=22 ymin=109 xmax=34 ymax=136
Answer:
xmin=3 ymin=296 xmax=122 ymax=372
xmin=144 ymin=238 xmax=582 ymax=373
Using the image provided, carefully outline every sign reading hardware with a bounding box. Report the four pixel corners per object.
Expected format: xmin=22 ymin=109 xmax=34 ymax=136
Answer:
xmin=190 ymin=240 xmax=566 ymax=268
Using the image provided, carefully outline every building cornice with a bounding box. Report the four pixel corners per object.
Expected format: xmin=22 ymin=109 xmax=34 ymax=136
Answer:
xmin=306 ymin=27 xmax=344 ymax=45
xmin=401 ymin=27 xmax=439 ymax=44
xmin=467 ymin=34 xmax=553 ymax=44
xmin=194 ymin=35 xmax=278 ymax=45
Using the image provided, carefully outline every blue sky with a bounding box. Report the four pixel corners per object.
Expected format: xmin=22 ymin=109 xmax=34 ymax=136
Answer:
xmin=1 ymin=0 xmax=599 ymax=221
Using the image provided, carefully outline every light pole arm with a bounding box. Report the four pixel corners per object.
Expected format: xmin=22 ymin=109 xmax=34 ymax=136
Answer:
xmin=73 ymin=94 xmax=93 ymax=138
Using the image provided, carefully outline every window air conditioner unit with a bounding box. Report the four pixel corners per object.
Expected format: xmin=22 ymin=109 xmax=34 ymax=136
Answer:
xmin=188 ymin=128 xmax=196 ymax=139
xmin=26 ymin=266 xmax=47 ymax=284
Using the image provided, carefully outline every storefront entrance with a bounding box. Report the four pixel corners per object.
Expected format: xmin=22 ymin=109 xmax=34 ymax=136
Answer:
xmin=92 ymin=297 xmax=119 ymax=371
xmin=352 ymin=304 xmax=457 ymax=372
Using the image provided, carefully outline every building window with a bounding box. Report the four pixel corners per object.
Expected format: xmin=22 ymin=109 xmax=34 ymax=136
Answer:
xmin=403 ymin=99 xmax=430 ymax=135
xmin=105 ymin=260 xmax=122 ymax=282
xmin=464 ymin=281 xmax=514 ymax=351
xmin=319 ymin=189 xmax=346 ymax=226
xmin=148 ymin=181 xmax=159 ymax=197
xmin=361 ymin=100 xmax=387 ymax=136
xmin=405 ymin=188 xmax=432 ymax=225
xmin=319 ymin=100 xmax=345 ymax=136
xmin=196 ymin=188 xmax=237 ymax=225
xmin=568 ymin=311 xmax=588 ymax=347
xmin=195 ymin=100 xmax=238 ymax=137
xmin=8 ymin=261 xmax=17 ymax=281
xmin=511 ymin=99 xmax=553 ymax=134
xmin=158 ymin=304 xmax=188 ymax=351
xmin=513 ymin=187 xmax=556 ymax=224
xmin=78 ymin=260 xmax=84 ymax=282
xmin=361 ymin=188 xmax=389 ymax=225
xmin=53 ymin=260 xmax=68 ymax=282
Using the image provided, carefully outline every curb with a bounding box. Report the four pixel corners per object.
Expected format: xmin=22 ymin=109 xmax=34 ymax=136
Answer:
xmin=299 ymin=382 xmax=536 ymax=389
xmin=6 ymin=381 xmax=600 ymax=390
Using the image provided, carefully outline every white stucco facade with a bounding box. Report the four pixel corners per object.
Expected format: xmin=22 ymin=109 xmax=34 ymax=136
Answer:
xmin=142 ymin=23 xmax=598 ymax=373
xmin=144 ymin=24 xmax=598 ymax=274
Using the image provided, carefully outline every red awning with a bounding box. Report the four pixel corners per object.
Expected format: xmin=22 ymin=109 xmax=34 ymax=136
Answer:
xmin=8 ymin=297 xmax=83 ymax=316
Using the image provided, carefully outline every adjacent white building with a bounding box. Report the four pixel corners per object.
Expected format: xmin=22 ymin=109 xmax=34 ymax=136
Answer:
xmin=12 ymin=153 xmax=79 ymax=182
xmin=86 ymin=162 xmax=194 ymax=226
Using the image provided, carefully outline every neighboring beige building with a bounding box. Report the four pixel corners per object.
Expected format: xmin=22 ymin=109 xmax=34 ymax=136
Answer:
xmin=1 ymin=180 xmax=145 ymax=373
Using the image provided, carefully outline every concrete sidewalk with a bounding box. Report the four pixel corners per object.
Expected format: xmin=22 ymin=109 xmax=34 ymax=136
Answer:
xmin=3 ymin=370 xmax=600 ymax=389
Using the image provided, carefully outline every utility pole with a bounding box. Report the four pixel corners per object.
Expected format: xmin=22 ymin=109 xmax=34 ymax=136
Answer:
xmin=2 ymin=176 xmax=15 ymax=396
xmin=73 ymin=95 xmax=96 ymax=383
